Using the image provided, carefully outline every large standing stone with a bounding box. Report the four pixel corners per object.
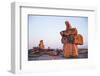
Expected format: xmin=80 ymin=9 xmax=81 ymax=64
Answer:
xmin=39 ymin=40 xmax=45 ymax=49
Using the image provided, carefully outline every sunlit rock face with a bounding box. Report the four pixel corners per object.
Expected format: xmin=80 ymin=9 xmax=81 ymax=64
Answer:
xmin=39 ymin=40 xmax=45 ymax=49
xmin=60 ymin=21 xmax=83 ymax=58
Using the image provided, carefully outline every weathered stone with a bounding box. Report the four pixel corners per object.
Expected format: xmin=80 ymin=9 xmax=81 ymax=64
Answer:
xmin=60 ymin=21 xmax=83 ymax=58
xmin=39 ymin=40 xmax=45 ymax=49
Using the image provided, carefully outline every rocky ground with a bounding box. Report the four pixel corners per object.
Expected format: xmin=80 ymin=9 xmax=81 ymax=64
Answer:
xmin=28 ymin=47 xmax=88 ymax=61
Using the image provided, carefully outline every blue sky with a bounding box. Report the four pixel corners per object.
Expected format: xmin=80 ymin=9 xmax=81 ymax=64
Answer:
xmin=28 ymin=15 xmax=88 ymax=49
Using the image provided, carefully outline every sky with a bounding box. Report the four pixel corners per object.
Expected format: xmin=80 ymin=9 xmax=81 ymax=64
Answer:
xmin=28 ymin=15 xmax=88 ymax=49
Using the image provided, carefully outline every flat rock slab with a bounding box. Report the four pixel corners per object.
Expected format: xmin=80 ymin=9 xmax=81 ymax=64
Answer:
xmin=28 ymin=49 xmax=88 ymax=61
